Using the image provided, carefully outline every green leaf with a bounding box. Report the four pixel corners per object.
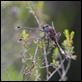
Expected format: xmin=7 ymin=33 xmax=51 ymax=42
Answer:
xmin=63 ymin=29 xmax=69 ymax=40
xmin=62 ymin=29 xmax=76 ymax=60
xmin=70 ymin=31 xmax=75 ymax=40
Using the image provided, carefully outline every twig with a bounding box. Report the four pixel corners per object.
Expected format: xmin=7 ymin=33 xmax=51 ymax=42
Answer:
xmin=27 ymin=3 xmax=42 ymax=29
xmin=57 ymin=69 xmax=62 ymax=77
xmin=43 ymin=43 xmax=49 ymax=81
xmin=34 ymin=42 xmax=39 ymax=81
xmin=65 ymin=59 xmax=71 ymax=75
xmin=34 ymin=40 xmax=39 ymax=59
xmin=39 ymin=64 xmax=52 ymax=69
xmin=47 ymin=59 xmax=65 ymax=81
xmin=59 ymin=60 xmax=71 ymax=81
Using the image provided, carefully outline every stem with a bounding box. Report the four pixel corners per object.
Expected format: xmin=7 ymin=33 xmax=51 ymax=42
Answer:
xmin=65 ymin=59 xmax=71 ymax=75
xmin=43 ymin=43 xmax=49 ymax=81
xmin=39 ymin=64 xmax=52 ymax=69
xmin=47 ymin=59 xmax=65 ymax=81
xmin=59 ymin=60 xmax=71 ymax=81
xmin=34 ymin=45 xmax=38 ymax=60
xmin=57 ymin=69 xmax=62 ymax=77
xmin=34 ymin=43 xmax=39 ymax=81
xmin=28 ymin=3 xmax=42 ymax=29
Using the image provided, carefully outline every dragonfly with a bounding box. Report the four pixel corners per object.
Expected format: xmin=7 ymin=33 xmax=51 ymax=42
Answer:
xmin=42 ymin=24 xmax=69 ymax=60
xmin=15 ymin=24 xmax=69 ymax=60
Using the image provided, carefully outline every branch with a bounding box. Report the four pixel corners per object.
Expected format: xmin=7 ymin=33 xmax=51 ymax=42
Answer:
xmin=47 ymin=59 xmax=65 ymax=81
xmin=34 ymin=41 xmax=39 ymax=81
xmin=59 ymin=60 xmax=71 ymax=81
xmin=27 ymin=3 xmax=42 ymax=29
xmin=39 ymin=63 xmax=52 ymax=69
xmin=65 ymin=59 xmax=71 ymax=75
xmin=43 ymin=43 xmax=49 ymax=81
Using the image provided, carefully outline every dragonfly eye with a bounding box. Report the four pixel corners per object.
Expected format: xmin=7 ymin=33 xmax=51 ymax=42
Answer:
xmin=42 ymin=24 xmax=49 ymax=29
xmin=44 ymin=24 xmax=49 ymax=28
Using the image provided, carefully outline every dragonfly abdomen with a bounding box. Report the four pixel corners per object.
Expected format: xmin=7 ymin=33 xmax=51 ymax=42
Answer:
xmin=55 ymin=42 xmax=69 ymax=61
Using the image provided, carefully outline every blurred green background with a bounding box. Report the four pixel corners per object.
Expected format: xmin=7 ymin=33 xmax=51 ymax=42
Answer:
xmin=1 ymin=1 xmax=81 ymax=81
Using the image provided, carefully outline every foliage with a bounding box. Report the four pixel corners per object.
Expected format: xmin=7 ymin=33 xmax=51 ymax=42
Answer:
xmin=62 ymin=29 xmax=77 ymax=60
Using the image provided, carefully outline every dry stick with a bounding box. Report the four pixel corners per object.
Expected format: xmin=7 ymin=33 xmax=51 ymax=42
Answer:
xmin=38 ymin=53 xmax=49 ymax=69
xmin=57 ymin=49 xmax=67 ymax=81
xmin=43 ymin=43 xmax=49 ymax=81
xmin=22 ymin=48 xmax=28 ymax=81
xmin=58 ymin=69 xmax=62 ymax=77
xmin=27 ymin=3 xmax=42 ymax=30
xmin=39 ymin=49 xmax=50 ymax=67
xmin=65 ymin=60 xmax=71 ymax=75
xmin=39 ymin=59 xmax=45 ymax=66
xmin=34 ymin=38 xmax=39 ymax=59
xmin=39 ymin=64 xmax=52 ymax=69
xmin=47 ymin=59 xmax=65 ymax=81
xmin=59 ymin=60 xmax=71 ymax=81
xmin=34 ymin=45 xmax=39 ymax=81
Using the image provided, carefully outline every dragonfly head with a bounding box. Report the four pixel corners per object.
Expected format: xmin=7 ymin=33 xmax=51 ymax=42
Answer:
xmin=42 ymin=24 xmax=50 ymax=32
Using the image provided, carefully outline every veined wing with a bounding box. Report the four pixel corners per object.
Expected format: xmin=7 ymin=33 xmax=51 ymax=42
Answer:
xmin=14 ymin=25 xmax=42 ymax=43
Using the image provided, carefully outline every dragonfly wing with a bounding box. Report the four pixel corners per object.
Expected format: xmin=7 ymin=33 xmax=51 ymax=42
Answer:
xmin=15 ymin=26 xmax=41 ymax=43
